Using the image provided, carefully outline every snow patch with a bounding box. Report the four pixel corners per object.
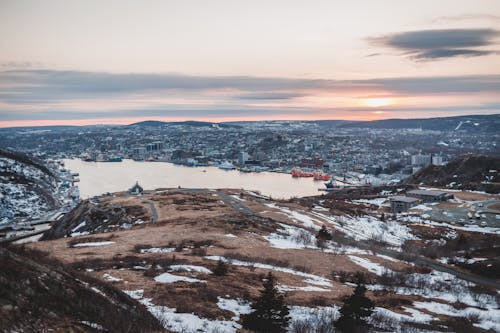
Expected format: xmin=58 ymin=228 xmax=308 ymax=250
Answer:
xmin=140 ymin=247 xmax=176 ymax=254
xmin=154 ymin=273 xmax=205 ymax=284
xmin=169 ymin=265 xmax=212 ymax=274
xmin=73 ymin=241 xmax=115 ymax=247
xmin=348 ymin=255 xmax=391 ymax=276
xmin=205 ymin=256 xmax=332 ymax=287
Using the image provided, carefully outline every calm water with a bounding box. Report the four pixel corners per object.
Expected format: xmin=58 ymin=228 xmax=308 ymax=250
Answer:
xmin=64 ymin=159 xmax=325 ymax=199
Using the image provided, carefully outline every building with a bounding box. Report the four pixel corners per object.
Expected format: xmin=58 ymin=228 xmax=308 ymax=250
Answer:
xmin=146 ymin=141 xmax=164 ymax=152
xmin=407 ymin=189 xmax=453 ymax=202
xmin=129 ymin=181 xmax=144 ymax=195
xmin=300 ymin=157 xmax=324 ymax=169
xmin=411 ymin=154 xmax=431 ymax=167
xmin=431 ymin=155 xmax=444 ymax=166
xmin=132 ymin=147 xmax=147 ymax=160
xmin=390 ymin=196 xmax=421 ymax=213
xmin=239 ymin=151 xmax=249 ymax=165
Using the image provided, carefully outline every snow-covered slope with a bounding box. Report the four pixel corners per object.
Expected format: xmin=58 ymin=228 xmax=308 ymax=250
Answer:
xmin=0 ymin=149 xmax=60 ymax=224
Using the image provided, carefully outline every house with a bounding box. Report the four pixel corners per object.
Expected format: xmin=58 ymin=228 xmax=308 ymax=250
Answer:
xmin=389 ymin=196 xmax=420 ymax=213
xmin=128 ymin=181 xmax=144 ymax=195
xmin=407 ymin=189 xmax=453 ymax=202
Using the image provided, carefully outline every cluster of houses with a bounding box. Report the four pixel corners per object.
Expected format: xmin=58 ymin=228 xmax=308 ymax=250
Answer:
xmin=389 ymin=189 xmax=454 ymax=213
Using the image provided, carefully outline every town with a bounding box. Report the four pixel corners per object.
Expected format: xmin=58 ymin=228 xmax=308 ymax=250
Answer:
xmin=1 ymin=116 xmax=498 ymax=182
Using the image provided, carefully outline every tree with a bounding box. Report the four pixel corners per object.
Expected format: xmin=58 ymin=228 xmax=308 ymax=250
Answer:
xmin=316 ymin=225 xmax=332 ymax=241
xmin=335 ymin=284 xmax=375 ymax=333
xmin=242 ymin=272 xmax=290 ymax=332
xmin=213 ymin=259 xmax=228 ymax=276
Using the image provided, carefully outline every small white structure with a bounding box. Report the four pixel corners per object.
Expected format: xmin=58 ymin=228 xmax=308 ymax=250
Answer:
xmin=129 ymin=181 xmax=144 ymax=195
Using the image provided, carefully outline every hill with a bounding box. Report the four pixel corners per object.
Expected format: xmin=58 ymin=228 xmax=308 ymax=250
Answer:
xmin=0 ymin=149 xmax=61 ymax=222
xmin=128 ymin=120 xmax=240 ymax=128
xmin=24 ymin=188 xmax=500 ymax=332
xmin=339 ymin=114 xmax=500 ymax=133
xmin=0 ymin=246 xmax=163 ymax=333
xmin=402 ymin=155 xmax=500 ymax=193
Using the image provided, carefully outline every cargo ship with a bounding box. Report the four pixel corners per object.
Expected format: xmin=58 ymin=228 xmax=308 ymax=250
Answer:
xmin=313 ymin=171 xmax=330 ymax=181
xmin=291 ymin=167 xmax=314 ymax=178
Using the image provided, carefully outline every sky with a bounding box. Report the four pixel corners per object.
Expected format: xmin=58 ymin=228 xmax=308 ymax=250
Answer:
xmin=0 ymin=0 xmax=500 ymax=127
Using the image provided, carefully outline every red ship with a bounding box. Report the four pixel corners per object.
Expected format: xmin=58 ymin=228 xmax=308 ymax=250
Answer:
xmin=313 ymin=171 xmax=331 ymax=181
xmin=291 ymin=167 xmax=314 ymax=178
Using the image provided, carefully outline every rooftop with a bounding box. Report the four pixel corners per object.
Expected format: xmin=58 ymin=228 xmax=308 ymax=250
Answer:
xmin=390 ymin=195 xmax=420 ymax=203
xmin=407 ymin=189 xmax=448 ymax=197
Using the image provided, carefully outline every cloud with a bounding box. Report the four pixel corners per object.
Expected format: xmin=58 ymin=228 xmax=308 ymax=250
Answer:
xmin=1 ymin=69 xmax=500 ymax=100
xmin=0 ymin=107 xmax=311 ymax=121
xmin=233 ymin=92 xmax=304 ymax=100
xmin=432 ymin=14 xmax=500 ymax=23
xmin=370 ymin=28 xmax=500 ymax=60
xmin=0 ymin=69 xmax=499 ymax=122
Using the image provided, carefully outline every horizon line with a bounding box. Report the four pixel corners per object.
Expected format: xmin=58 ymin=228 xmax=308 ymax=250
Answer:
xmin=1 ymin=113 xmax=499 ymax=129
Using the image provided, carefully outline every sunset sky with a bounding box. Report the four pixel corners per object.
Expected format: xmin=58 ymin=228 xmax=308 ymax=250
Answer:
xmin=1 ymin=0 xmax=500 ymax=127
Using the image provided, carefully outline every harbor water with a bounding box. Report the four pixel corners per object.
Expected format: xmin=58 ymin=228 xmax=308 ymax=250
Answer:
xmin=64 ymin=159 xmax=325 ymax=199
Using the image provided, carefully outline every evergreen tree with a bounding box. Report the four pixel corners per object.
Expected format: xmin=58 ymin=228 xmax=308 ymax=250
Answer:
xmin=335 ymin=284 xmax=375 ymax=333
xmin=242 ymin=272 xmax=290 ymax=332
xmin=213 ymin=259 xmax=228 ymax=276
xmin=317 ymin=225 xmax=332 ymax=240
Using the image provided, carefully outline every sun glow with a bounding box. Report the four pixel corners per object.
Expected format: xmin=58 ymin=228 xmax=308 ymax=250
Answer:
xmin=361 ymin=97 xmax=394 ymax=108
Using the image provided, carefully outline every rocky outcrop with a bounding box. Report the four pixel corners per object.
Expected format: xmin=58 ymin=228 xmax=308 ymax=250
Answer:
xmin=0 ymin=246 xmax=164 ymax=333
xmin=41 ymin=199 xmax=150 ymax=240
xmin=402 ymin=155 xmax=500 ymax=193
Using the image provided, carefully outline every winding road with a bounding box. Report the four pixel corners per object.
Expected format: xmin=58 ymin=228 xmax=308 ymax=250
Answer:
xmin=209 ymin=189 xmax=500 ymax=289
xmin=142 ymin=199 xmax=158 ymax=222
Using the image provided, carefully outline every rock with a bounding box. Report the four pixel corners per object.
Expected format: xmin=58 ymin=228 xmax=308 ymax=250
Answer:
xmin=2 ymin=304 xmax=14 ymax=311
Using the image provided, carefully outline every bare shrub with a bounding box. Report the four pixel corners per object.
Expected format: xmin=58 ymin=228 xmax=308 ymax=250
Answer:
xmin=310 ymin=296 xmax=329 ymax=307
xmin=293 ymin=229 xmax=315 ymax=246
xmin=133 ymin=244 xmax=153 ymax=253
xmin=191 ymin=247 xmax=207 ymax=256
xmin=293 ymin=264 xmax=312 ymax=273
xmin=332 ymin=270 xmax=373 ymax=284
xmin=290 ymin=308 xmax=337 ymax=333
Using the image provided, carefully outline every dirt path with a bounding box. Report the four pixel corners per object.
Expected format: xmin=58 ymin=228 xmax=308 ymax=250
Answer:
xmin=142 ymin=199 xmax=158 ymax=222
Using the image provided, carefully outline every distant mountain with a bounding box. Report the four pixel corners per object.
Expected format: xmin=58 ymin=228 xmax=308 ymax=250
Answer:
xmin=1 ymin=114 xmax=498 ymax=131
xmin=338 ymin=114 xmax=500 ymax=132
xmin=402 ymin=154 xmax=500 ymax=193
xmin=128 ymin=120 xmax=240 ymax=128
xmin=311 ymin=120 xmax=360 ymax=128
xmin=127 ymin=120 xmax=168 ymax=127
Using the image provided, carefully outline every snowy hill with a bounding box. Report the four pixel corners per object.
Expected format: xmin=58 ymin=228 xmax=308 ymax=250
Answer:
xmin=403 ymin=155 xmax=500 ymax=193
xmin=16 ymin=188 xmax=500 ymax=333
xmin=0 ymin=149 xmax=60 ymax=223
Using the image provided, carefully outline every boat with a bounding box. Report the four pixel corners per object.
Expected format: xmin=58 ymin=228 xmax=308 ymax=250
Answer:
xmin=218 ymin=161 xmax=236 ymax=170
xmin=291 ymin=167 xmax=314 ymax=178
xmin=107 ymin=156 xmax=123 ymax=162
xmin=325 ymin=178 xmax=341 ymax=190
xmin=313 ymin=171 xmax=331 ymax=181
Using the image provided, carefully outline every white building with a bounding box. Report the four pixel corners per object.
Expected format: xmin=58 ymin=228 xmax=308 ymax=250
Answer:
xmin=411 ymin=154 xmax=431 ymax=167
xmin=431 ymin=155 xmax=444 ymax=166
xmin=239 ymin=151 xmax=249 ymax=165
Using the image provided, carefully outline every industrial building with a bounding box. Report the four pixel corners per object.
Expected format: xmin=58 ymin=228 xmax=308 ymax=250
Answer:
xmin=389 ymin=196 xmax=421 ymax=213
xmin=407 ymin=189 xmax=453 ymax=202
